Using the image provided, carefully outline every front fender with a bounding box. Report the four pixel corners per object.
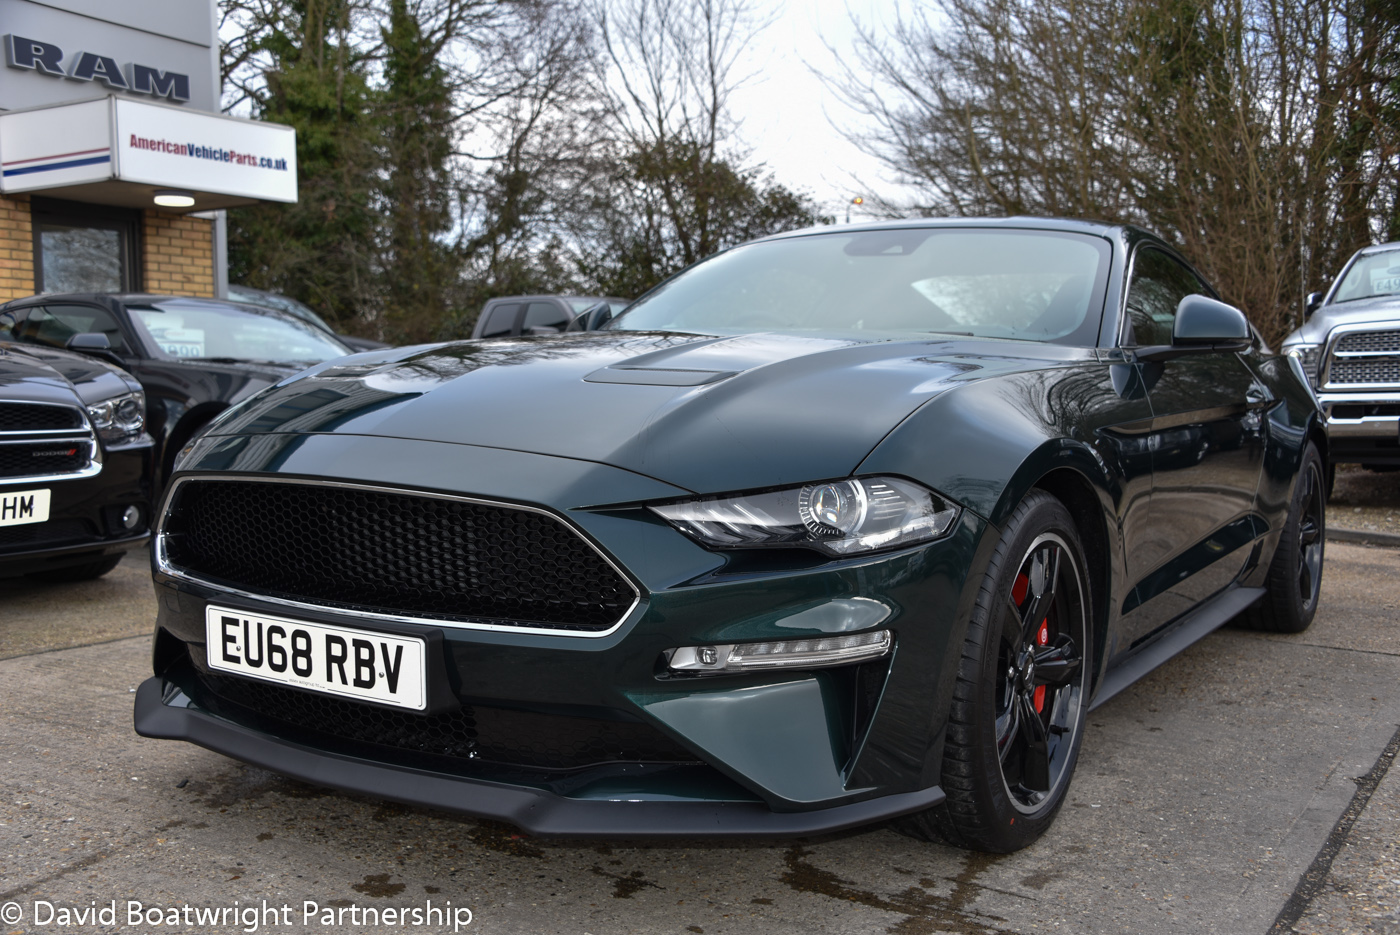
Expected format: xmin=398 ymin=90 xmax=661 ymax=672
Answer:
xmin=854 ymin=370 xmax=1116 ymax=527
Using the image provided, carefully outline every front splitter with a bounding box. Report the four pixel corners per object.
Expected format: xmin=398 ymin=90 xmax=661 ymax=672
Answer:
xmin=132 ymin=677 xmax=944 ymax=838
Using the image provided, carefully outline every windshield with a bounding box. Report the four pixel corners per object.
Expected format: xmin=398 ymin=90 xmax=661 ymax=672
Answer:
xmin=227 ymin=286 xmax=336 ymax=334
xmin=128 ymin=300 xmax=350 ymax=363
xmin=608 ymin=228 xmax=1110 ymax=344
xmin=1332 ymin=247 xmax=1400 ymax=304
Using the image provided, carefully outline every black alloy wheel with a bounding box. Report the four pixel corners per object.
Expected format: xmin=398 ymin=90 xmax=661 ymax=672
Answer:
xmin=897 ymin=490 xmax=1091 ymax=852
xmin=1294 ymin=461 xmax=1325 ymax=612
xmin=995 ymin=532 xmax=1087 ymax=814
xmin=1243 ymin=442 xmax=1325 ymax=633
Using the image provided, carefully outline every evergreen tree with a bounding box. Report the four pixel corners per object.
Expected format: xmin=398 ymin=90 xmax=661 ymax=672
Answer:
xmin=227 ymin=0 xmax=380 ymax=334
xmin=377 ymin=0 xmax=460 ymax=343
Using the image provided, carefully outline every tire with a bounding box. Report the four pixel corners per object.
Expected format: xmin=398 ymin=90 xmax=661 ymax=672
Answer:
xmin=28 ymin=553 xmax=124 ymax=583
xmin=1242 ymin=442 xmax=1325 ymax=633
xmin=896 ymin=490 xmax=1092 ymax=852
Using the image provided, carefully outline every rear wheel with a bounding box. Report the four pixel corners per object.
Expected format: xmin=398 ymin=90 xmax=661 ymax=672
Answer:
xmin=897 ymin=490 xmax=1091 ymax=852
xmin=1243 ymin=443 xmax=1325 ymax=633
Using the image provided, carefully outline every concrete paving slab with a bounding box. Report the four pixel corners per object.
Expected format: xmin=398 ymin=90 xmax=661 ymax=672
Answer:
xmin=0 ymin=546 xmax=1396 ymax=934
xmin=0 ymin=551 xmax=155 ymax=661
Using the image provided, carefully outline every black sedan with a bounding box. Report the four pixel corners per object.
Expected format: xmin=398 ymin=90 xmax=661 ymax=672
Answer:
xmin=0 ymin=294 xmax=355 ymax=486
xmin=1 ymin=341 xmax=153 ymax=580
xmin=134 ymin=219 xmax=1324 ymax=852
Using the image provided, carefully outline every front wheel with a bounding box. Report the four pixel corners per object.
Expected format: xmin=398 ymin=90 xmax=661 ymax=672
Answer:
xmin=1242 ymin=442 xmax=1325 ymax=633
xmin=897 ymin=490 xmax=1092 ymax=852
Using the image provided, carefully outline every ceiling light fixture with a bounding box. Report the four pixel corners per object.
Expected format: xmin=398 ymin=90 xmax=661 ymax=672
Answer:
xmin=153 ymin=189 xmax=196 ymax=208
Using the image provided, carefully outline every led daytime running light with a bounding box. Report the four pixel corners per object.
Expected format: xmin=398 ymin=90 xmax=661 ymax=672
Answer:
xmin=668 ymin=630 xmax=893 ymax=674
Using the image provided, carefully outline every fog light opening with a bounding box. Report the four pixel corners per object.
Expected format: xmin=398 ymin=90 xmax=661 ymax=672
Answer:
xmin=668 ymin=630 xmax=892 ymax=674
xmin=121 ymin=505 xmax=142 ymax=530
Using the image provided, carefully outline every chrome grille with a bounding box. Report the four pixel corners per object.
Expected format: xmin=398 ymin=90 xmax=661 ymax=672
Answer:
xmin=0 ymin=398 xmax=98 ymax=481
xmin=1324 ymin=326 xmax=1400 ymax=388
xmin=1335 ymin=330 xmax=1400 ymax=354
xmin=1329 ymin=359 xmax=1400 ymax=385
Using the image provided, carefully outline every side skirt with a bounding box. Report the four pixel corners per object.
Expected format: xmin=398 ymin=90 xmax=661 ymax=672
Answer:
xmin=1090 ymin=585 xmax=1266 ymax=711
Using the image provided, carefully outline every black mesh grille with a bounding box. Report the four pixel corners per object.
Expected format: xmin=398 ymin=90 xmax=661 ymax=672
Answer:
xmin=0 ymin=403 xmax=84 ymax=432
xmin=162 ymin=480 xmax=636 ymax=630
xmin=186 ymin=668 xmax=698 ymax=772
xmin=0 ymin=519 xmax=91 ymax=552
xmin=0 ymin=442 xmax=90 ymax=478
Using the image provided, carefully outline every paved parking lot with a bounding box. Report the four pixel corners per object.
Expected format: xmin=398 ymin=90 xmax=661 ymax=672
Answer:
xmin=1 ymin=538 xmax=1398 ymax=935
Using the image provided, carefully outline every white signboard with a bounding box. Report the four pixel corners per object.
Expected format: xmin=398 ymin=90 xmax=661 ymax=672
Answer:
xmin=0 ymin=98 xmax=111 ymax=191
xmin=0 ymin=97 xmax=297 ymax=203
xmin=114 ymin=98 xmax=297 ymax=203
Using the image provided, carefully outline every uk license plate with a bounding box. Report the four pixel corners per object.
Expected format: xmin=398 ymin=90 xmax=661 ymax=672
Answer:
xmin=0 ymin=488 xmax=49 ymax=527
xmin=205 ymin=606 xmax=427 ymax=710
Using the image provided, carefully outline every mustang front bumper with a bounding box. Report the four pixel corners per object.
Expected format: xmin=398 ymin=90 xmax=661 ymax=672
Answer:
xmin=136 ymin=432 xmax=987 ymax=835
xmin=134 ymin=677 xmax=944 ymax=837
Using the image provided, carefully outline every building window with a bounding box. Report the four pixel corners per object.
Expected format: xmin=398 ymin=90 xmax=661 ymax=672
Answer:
xmin=30 ymin=198 xmax=140 ymax=294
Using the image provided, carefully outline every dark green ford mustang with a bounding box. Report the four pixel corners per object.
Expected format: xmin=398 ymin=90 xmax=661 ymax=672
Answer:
xmin=135 ymin=219 xmax=1325 ymax=852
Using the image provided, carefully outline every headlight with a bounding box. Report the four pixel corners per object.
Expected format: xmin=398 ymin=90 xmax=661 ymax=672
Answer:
xmin=87 ymin=391 xmax=146 ymax=444
xmin=1284 ymin=344 xmax=1321 ymax=388
xmin=650 ymin=476 xmax=959 ymax=556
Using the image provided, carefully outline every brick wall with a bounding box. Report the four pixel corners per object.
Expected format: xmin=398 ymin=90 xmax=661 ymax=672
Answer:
xmin=0 ymin=195 xmax=35 ymax=303
xmin=142 ymin=211 xmax=214 ymax=297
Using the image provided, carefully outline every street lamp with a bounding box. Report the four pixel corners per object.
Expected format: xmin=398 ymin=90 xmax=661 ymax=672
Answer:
xmin=847 ymin=196 xmax=864 ymax=224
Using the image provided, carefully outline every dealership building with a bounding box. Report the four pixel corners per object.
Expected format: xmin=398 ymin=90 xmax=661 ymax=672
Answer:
xmin=0 ymin=0 xmax=295 ymax=303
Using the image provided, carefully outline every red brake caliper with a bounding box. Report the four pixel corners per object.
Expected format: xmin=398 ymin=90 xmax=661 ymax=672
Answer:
xmin=1014 ymin=572 xmax=1049 ymax=713
xmin=1033 ymin=620 xmax=1048 ymax=713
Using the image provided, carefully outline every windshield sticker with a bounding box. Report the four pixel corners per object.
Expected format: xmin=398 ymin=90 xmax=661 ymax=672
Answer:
xmin=1370 ymin=267 xmax=1400 ymax=295
xmin=151 ymin=327 xmax=206 ymax=358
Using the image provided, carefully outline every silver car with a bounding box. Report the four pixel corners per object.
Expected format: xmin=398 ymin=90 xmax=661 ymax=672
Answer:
xmin=1282 ymin=241 xmax=1400 ymax=468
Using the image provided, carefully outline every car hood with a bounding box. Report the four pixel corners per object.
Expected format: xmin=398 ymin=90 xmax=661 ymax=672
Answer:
xmin=0 ymin=342 xmax=137 ymax=406
xmin=1284 ymin=294 xmax=1400 ymax=346
xmin=206 ymin=331 xmax=1078 ymax=495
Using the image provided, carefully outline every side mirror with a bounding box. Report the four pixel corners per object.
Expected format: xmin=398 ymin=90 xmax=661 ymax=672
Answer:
xmin=1136 ymin=295 xmax=1251 ymax=361
xmin=566 ymin=302 xmax=612 ymax=332
xmin=1304 ymin=291 xmax=1325 ymax=318
xmin=66 ymin=332 xmax=127 ymax=369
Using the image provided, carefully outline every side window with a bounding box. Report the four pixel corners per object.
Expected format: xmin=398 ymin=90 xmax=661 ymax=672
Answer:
xmin=478 ymin=303 xmax=521 ymax=338
xmin=1123 ymin=248 xmax=1208 ymax=346
xmin=521 ymin=301 xmax=569 ymax=333
xmin=0 ymin=306 xmax=28 ymax=341
xmin=14 ymin=304 xmax=129 ymax=353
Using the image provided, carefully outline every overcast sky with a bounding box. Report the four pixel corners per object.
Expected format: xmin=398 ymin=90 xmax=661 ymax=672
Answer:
xmin=726 ymin=0 xmax=902 ymax=221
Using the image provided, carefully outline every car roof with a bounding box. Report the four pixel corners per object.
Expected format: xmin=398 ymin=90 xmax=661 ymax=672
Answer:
xmin=1351 ymin=241 xmax=1400 ymax=256
xmin=2 ymin=293 xmax=291 ymax=313
xmin=484 ymin=294 xmax=616 ymax=303
xmin=758 ymin=215 xmax=1128 ymax=245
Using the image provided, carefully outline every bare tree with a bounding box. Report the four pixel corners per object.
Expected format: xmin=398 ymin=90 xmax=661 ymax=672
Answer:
xmin=830 ymin=0 xmax=1400 ymax=344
